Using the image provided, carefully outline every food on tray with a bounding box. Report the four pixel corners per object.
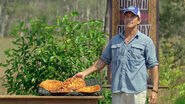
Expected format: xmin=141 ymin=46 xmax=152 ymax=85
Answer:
xmin=63 ymin=77 xmax=86 ymax=90
xmin=76 ymin=84 xmax=101 ymax=93
xmin=49 ymin=89 xmax=74 ymax=93
xmin=39 ymin=78 xmax=101 ymax=94
xmin=39 ymin=80 xmax=63 ymax=91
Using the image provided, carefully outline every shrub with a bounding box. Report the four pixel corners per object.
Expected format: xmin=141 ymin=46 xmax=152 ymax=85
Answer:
xmin=0 ymin=12 xmax=108 ymax=95
xmin=98 ymin=88 xmax=112 ymax=104
xmin=159 ymin=38 xmax=185 ymax=103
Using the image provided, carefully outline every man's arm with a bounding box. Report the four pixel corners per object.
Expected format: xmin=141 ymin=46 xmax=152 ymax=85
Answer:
xmin=149 ymin=65 xmax=159 ymax=104
xmin=83 ymin=59 xmax=107 ymax=76
xmin=151 ymin=65 xmax=159 ymax=92
xmin=74 ymin=59 xmax=107 ymax=79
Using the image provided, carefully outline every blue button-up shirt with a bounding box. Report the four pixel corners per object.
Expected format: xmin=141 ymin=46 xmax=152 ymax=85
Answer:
xmin=100 ymin=30 xmax=158 ymax=93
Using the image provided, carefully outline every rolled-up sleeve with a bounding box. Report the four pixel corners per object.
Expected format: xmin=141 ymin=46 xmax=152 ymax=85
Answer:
xmin=145 ymin=39 xmax=159 ymax=69
xmin=100 ymin=42 xmax=112 ymax=65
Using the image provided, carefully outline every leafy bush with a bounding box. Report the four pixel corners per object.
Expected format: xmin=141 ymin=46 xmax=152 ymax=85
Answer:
xmin=159 ymin=37 xmax=185 ymax=103
xmin=98 ymin=88 xmax=112 ymax=104
xmin=0 ymin=12 xmax=108 ymax=95
xmin=159 ymin=0 xmax=185 ymax=103
xmin=175 ymin=95 xmax=185 ymax=104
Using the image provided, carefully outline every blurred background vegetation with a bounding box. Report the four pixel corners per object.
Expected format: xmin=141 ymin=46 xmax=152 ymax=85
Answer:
xmin=0 ymin=0 xmax=108 ymax=37
xmin=0 ymin=0 xmax=184 ymax=104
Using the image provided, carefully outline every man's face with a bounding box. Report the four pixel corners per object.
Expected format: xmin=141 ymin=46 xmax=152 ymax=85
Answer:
xmin=123 ymin=11 xmax=141 ymax=28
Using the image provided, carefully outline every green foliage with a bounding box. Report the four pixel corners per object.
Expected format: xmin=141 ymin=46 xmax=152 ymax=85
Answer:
xmin=175 ymin=95 xmax=185 ymax=104
xmin=159 ymin=0 xmax=185 ymax=38
xmin=159 ymin=1 xmax=185 ymax=103
xmin=159 ymin=38 xmax=185 ymax=102
xmin=1 ymin=0 xmax=107 ymax=37
xmin=0 ymin=12 xmax=108 ymax=95
xmin=98 ymin=88 xmax=112 ymax=104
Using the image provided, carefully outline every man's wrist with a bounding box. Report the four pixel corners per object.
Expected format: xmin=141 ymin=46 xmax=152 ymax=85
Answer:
xmin=152 ymin=89 xmax=158 ymax=93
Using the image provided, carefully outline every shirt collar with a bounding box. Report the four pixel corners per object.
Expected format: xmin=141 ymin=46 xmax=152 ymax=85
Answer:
xmin=119 ymin=30 xmax=140 ymax=39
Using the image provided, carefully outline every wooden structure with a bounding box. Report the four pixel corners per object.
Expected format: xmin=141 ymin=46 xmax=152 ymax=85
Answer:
xmin=110 ymin=0 xmax=159 ymax=45
xmin=0 ymin=95 xmax=103 ymax=104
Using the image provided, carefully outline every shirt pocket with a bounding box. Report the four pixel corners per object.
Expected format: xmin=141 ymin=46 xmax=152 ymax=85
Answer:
xmin=128 ymin=44 xmax=144 ymax=61
xmin=111 ymin=44 xmax=122 ymax=62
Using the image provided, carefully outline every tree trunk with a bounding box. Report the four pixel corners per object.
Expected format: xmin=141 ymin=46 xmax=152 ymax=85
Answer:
xmin=99 ymin=0 xmax=111 ymax=84
xmin=0 ymin=0 xmax=8 ymax=37
xmin=97 ymin=0 xmax=99 ymax=19
xmin=75 ymin=0 xmax=78 ymax=11
xmin=86 ymin=8 xmax=90 ymax=20
xmin=104 ymin=0 xmax=111 ymax=84
xmin=74 ymin=0 xmax=78 ymax=20
xmin=104 ymin=0 xmax=110 ymax=34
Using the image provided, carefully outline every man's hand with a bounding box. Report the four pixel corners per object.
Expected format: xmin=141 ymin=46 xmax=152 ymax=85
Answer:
xmin=73 ymin=72 xmax=86 ymax=79
xmin=149 ymin=91 xmax=158 ymax=104
xmin=73 ymin=59 xmax=106 ymax=79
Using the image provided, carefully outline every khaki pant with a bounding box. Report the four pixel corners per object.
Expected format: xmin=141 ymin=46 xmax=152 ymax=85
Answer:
xmin=112 ymin=90 xmax=147 ymax=104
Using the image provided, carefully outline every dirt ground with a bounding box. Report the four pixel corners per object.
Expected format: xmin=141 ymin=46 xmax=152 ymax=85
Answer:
xmin=0 ymin=68 xmax=6 ymax=95
xmin=0 ymin=37 xmax=16 ymax=95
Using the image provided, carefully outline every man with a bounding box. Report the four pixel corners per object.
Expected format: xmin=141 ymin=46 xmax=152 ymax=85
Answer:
xmin=74 ymin=5 xmax=159 ymax=104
